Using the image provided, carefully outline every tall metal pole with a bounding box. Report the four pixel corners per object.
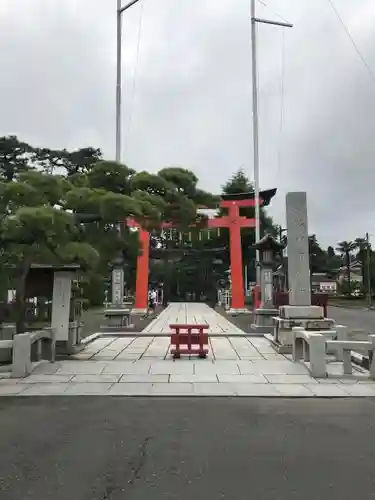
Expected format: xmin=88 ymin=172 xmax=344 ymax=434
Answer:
xmin=366 ymin=232 xmax=372 ymax=308
xmin=250 ymin=6 xmax=293 ymax=286
xmin=251 ymin=0 xmax=261 ymax=285
xmin=116 ymin=0 xmax=122 ymax=163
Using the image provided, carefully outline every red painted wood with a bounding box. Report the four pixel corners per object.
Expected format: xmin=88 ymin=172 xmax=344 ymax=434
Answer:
xmin=171 ymin=348 xmax=208 ymax=355
xmin=207 ymin=216 xmax=256 ymax=229
xmin=135 ymin=229 xmax=149 ymax=310
xmin=171 ymin=333 xmax=209 ymax=344
xmin=220 ymin=198 xmax=262 ymax=208
xmin=169 ymin=324 xmax=209 ymax=330
xmin=127 ymin=196 xmax=262 ymax=310
xmin=170 ymin=324 xmax=209 ymax=358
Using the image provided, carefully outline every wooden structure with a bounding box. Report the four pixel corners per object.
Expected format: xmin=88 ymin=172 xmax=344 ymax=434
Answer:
xmin=169 ymin=323 xmax=209 ymax=359
xmin=128 ymin=189 xmax=276 ymax=312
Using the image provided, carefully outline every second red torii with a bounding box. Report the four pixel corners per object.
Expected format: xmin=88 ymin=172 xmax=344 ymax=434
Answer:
xmin=128 ymin=196 xmax=262 ymax=312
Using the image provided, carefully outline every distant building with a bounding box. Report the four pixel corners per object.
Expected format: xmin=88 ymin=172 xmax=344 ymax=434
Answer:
xmin=336 ymin=260 xmax=363 ymax=284
xmin=311 ymin=273 xmax=337 ymax=294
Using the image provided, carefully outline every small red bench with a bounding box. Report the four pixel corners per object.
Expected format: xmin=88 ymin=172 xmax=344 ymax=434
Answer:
xmin=169 ymin=324 xmax=209 ymax=359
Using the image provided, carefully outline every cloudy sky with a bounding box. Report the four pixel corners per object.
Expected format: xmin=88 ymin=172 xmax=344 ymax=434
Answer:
xmin=1 ymin=0 xmax=375 ymax=248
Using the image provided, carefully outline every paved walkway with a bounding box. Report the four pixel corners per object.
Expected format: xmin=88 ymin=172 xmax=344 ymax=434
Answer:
xmin=1 ymin=334 xmax=374 ymax=396
xmin=142 ymin=302 xmax=244 ymax=335
xmin=1 ymin=303 xmax=375 ymax=397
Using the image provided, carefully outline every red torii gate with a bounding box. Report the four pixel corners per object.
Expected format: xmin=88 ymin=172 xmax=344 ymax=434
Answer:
xmin=128 ymin=192 xmax=275 ymax=312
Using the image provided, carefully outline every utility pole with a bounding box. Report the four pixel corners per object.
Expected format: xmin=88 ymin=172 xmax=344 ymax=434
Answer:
xmin=116 ymin=0 xmax=142 ymax=163
xmin=278 ymin=225 xmax=286 ymax=244
xmin=366 ymin=232 xmax=372 ymax=308
xmin=116 ymin=0 xmax=123 ymax=163
xmin=250 ymin=0 xmax=293 ymax=285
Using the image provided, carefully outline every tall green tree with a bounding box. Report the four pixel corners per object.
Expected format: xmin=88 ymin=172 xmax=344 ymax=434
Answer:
xmin=354 ymin=237 xmax=372 ymax=293
xmin=336 ymin=240 xmax=356 ymax=285
xmin=33 ymin=146 xmax=101 ymax=175
xmin=221 ymin=169 xmax=276 ymax=282
xmin=0 ymin=136 xmax=35 ymax=182
xmin=309 ymin=235 xmax=328 ymax=274
xmin=0 ymin=157 xmax=170 ymax=331
xmin=0 ymin=173 xmax=99 ymax=332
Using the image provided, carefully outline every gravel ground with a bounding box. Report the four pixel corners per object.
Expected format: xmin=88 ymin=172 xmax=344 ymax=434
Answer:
xmin=214 ymin=306 xmax=255 ymax=333
xmin=80 ymin=306 xmax=163 ymax=338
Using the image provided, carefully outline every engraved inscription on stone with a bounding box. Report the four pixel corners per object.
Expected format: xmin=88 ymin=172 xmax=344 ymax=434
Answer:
xmin=112 ymin=267 xmax=124 ymax=304
xmin=286 ymin=192 xmax=311 ymax=306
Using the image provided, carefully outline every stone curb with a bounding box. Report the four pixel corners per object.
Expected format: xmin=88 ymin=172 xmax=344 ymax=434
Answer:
xmin=80 ymin=332 xmax=260 ymax=347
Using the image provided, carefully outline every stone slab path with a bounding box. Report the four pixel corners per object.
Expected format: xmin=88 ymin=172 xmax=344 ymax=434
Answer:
xmin=1 ymin=334 xmax=375 ymax=397
xmin=1 ymin=303 xmax=375 ymax=397
xmin=142 ymin=302 xmax=245 ymax=335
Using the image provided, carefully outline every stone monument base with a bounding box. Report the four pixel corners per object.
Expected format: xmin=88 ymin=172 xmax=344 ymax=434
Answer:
xmin=251 ymin=307 xmax=278 ymax=334
xmin=266 ymin=305 xmax=336 ymax=354
xmin=132 ymin=308 xmax=148 ymax=315
xmin=227 ymin=308 xmax=250 ymax=315
xmin=100 ymin=324 xmax=135 ymax=331
xmin=56 ymin=341 xmax=85 ymax=356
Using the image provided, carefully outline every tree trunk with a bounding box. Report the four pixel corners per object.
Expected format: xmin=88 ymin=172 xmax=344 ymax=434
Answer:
xmin=15 ymin=261 xmax=31 ymax=334
xmin=346 ymin=251 xmax=351 ymax=283
xmin=360 ymin=250 xmax=366 ymax=292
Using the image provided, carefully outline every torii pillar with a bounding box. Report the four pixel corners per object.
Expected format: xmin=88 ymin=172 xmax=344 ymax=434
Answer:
xmin=134 ymin=228 xmax=150 ymax=313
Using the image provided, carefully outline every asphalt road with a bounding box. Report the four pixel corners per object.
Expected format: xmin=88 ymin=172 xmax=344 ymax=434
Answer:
xmin=329 ymin=306 xmax=375 ymax=336
xmin=1 ymin=397 xmax=375 ymax=499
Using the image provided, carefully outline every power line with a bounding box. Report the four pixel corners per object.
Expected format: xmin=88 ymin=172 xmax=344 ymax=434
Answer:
xmin=326 ymin=0 xmax=375 ymax=84
xmin=257 ymin=0 xmax=290 ymax=25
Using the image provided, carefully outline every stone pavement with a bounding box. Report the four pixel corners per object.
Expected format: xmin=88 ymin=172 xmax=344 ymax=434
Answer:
xmin=1 ymin=302 xmax=375 ymax=397
xmin=1 ymin=334 xmax=375 ymax=397
xmin=142 ymin=302 xmax=245 ymax=335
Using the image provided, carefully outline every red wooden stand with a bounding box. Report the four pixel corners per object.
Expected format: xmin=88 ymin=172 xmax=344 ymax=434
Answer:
xmin=169 ymin=324 xmax=209 ymax=359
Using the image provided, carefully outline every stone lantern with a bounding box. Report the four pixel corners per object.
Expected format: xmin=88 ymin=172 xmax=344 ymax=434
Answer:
xmin=251 ymin=234 xmax=285 ymax=333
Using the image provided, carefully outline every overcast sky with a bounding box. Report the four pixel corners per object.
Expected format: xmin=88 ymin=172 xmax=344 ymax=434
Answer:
xmin=1 ymin=0 xmax=375 ymax=248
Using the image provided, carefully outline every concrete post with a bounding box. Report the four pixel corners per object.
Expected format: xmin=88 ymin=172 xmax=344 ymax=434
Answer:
xmin=292 ymin=327 xmax=305 ymax=362
xmin=12 ymin=333 xmax=32 ymax=378
xmin=369 ymin=335 xmax=375 ymax=379
xmin=308 ymin=333 xmax=326 ymax=378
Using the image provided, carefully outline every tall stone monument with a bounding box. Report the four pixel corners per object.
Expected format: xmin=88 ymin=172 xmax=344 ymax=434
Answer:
xmin=285 ymin=192 xmax=311 ymax=307
xmin=265 ymin=192 xmax=335 ymax=352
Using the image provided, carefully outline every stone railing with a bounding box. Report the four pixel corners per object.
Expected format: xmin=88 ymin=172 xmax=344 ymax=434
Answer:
xmin=292 ymin=326 xmax=375 ymax=379
xmin=0 ymin=328 xmax=56 ymax=378
xmin=69 ymin=320 xmax=83 ymax=346
xmin=0 ymin=324 xmax=16 ymax=362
